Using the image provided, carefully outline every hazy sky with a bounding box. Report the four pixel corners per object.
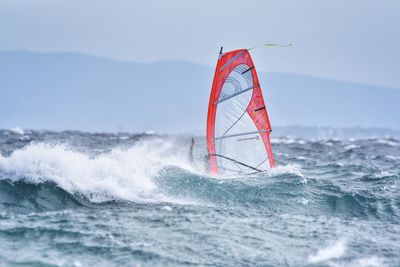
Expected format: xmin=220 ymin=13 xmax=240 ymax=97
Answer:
xmin=1 ymin=0 xmax=399 ymax=88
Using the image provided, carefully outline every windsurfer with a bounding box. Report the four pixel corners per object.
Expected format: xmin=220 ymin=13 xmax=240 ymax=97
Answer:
xmin=189 ymin=137 xmax=195 ymax=165
xmin=189 ymin=137 xmax=210 ymax=172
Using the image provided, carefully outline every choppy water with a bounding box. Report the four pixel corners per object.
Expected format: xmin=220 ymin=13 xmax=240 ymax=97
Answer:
xmin=0 ymin=129 xmax=399 ymax=267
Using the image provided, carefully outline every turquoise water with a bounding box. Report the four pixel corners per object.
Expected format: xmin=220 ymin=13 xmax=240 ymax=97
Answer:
xmin=0 ymin=130 xmax=399 ymax=266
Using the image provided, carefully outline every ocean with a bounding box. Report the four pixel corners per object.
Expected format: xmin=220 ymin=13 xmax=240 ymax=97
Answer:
xmin=0 ymin=129 xmax=399 ymax=267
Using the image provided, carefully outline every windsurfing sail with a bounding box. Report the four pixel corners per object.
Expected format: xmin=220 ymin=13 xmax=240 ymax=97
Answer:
xmin=206 ymin=48 xmax=275 ymax=175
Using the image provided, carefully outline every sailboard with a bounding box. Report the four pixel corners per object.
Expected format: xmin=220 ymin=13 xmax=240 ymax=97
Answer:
xmin=206 ymin=47 xmax=275 ymax=175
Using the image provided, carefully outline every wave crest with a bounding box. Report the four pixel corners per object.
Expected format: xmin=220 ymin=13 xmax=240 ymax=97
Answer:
xmin=0 ymin=139 xmax=193 ymax=204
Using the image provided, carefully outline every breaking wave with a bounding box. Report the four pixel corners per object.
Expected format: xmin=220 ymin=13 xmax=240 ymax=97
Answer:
xmin=0 ymin=138 xmax=197 ymax=206
xmin=0 ymin=132 xmax=398 ymax=220
xmin=0 ymin=143 xmax=307 ymax=212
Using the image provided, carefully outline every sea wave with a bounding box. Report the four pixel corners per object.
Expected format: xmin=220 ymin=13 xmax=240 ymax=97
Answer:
xmin=0 ymin=140 xmax=194 ymax=205
xmin=0 ymin=133 xmax=399 ymax=220
xmin=0 ymin=131 xmax=400 ymax=266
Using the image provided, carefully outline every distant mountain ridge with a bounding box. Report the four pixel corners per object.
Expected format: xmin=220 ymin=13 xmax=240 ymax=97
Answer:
xmin=1 ymin=50 xmax=399 ymax=133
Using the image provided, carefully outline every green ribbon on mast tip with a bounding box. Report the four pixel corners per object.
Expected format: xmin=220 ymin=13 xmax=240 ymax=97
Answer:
xmin=248 ymin=43 xmax=293 ymax=51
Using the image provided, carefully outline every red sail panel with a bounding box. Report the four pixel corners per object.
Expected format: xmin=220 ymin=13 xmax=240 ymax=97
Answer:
xmin=206 ymin=49 xmax=275 ymax=175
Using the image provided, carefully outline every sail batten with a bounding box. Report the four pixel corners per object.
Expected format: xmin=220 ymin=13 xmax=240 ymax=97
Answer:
xmin=215 ymin=130 xmax=270 ymax=140
xmin=216 ymin=84 xmax=259 ymax=104
xmin=206 ymin=48 xmax=275 ymax=175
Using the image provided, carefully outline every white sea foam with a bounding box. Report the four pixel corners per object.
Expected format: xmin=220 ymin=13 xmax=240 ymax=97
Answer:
xmin=10 ymin=127 xmax=25 ymax=135
xmin=307 ymin=239 xmax=347 ymax=264
xmin=0 ymin=138 xmax=194 ymax=204
xmin=161 ymin=205 xmax=173 ymax=211
xmin=331 ymin=256 xmax=387 ymax=267
xmin=352 ymin=256 xmax=385 ymax=267
xmin=385 ymin=155 xmax=400 ymax=161
xmin=376 ymin=171 xmax=398 ymax=179
xmin=344 ymin=144 xmax=358 ymax=150
xmin=297 ymin=197 xmax=309 ymax=205
xmin=267 ymin=164 xmax=305 ymax=178
xmin=375 ymin=139 xmax=398 ymax=147
xmin=271 ymin=137 xmax=306 ymax=145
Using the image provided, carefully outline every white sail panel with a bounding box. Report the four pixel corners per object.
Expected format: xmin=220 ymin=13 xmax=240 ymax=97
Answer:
xmin=214 ymin=64 xmax=268 ymax=172
xmin=206 ymin=49 xmax=275 ymax=174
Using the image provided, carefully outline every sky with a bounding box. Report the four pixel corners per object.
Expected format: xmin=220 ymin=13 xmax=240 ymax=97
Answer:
xmin=1 ymin=0 xmax=400 ymax=89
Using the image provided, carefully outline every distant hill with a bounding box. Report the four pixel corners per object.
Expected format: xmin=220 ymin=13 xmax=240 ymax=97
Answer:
xmin=1 ymin=50 xmax=399 ymax=133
